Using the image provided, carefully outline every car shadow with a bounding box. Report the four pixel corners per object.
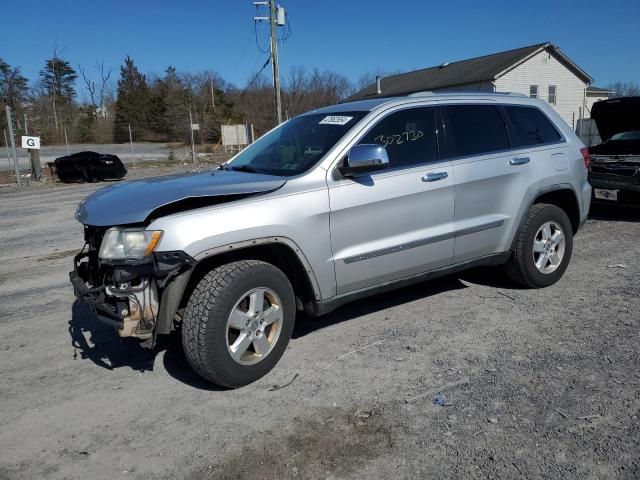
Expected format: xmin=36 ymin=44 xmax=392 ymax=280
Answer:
xmin=589 ymin=203 xmax=640 ymax=222
xmin=69 ymin=268 xmax=511 ymax=387
xmin=292 ymin=275 xmax=469 ymax=339
xmin=69 ymin=300 xmax=225 ymax=391
xmin=69 ymin=300 xmax=157 ymax=372
xmin=457 ymin=265 xmax=524 ymax=289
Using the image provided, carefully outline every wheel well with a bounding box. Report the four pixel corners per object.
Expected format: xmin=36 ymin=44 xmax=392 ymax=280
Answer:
xmin=180 ymin=243 xmax=316 ymax=311
xmin=533 ymin=189 xmax=580 ymax=233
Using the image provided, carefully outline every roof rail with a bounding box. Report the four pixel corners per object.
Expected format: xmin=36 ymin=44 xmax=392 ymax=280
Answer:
xmin=407 ymin=91 xmax=527 ymax=98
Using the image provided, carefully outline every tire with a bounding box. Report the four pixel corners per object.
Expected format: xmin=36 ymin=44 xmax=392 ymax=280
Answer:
xmin=504 ymin=203 xmax=574 ymax=288
xmin=182 ymin=260 xmax=295 ymax=388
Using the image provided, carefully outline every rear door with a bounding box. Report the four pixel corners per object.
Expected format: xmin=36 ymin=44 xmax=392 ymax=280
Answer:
xmin=328 ymin=106 xmax=454 ymax=294
xmin=439 ymin=103 xmax=540 ymax=263
xmin=502 ymin=103 xmax=569 ymax=187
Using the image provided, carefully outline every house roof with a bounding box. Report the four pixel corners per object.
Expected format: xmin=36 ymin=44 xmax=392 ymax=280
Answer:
xmin=586 ymin=85 xmax=614 ymax=95
xmin=348 ymin=43 xmax=594 ymax=101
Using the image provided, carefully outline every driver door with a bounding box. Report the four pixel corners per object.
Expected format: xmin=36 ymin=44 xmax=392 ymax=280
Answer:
xmin=328 ymin=107 xmax=455 ymax=294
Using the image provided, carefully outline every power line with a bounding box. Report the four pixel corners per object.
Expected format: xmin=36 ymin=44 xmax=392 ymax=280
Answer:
xmin=254 ymin=20 xmax=270 ymax=54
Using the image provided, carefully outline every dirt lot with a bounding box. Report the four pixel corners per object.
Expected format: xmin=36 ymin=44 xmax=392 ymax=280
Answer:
xmin=0 ymin=168 xmax=638 ymax=479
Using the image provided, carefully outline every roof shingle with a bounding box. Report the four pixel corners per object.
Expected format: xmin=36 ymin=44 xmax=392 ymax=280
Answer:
xmin=348 ymin=42 xmax=591 ymax=101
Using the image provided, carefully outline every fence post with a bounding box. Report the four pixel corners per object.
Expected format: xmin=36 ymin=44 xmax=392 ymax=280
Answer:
xmin=189 ymin=110 xmax=196 ymax=165
xmin=128 ymin=124 xmax=136 ymax=167
xmin=63 ymin=126 xmax=70 ymax=157
xmin=3 ymin=128 xmax=14 ymax=176
xmin=4 ymin=106 xmax=21 ymax=187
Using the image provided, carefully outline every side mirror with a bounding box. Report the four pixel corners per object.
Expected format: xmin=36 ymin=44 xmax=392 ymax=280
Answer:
xmin=339 ymin=144 xmax=390 ymax=177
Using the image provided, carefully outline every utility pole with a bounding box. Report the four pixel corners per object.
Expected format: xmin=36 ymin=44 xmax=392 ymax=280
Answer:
xmin=5 ymin=106 xmax=22 ymax=186
xmin=269 ymin=0 xmax=282 ymax=124
xmin=254 ymin=1 xmax=285 ymax=124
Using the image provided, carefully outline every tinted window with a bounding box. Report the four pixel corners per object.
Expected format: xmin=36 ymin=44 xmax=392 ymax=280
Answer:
xmin=358 ymin=107 xmax=437 ymax=168
xmin=443 ymin=105 xmax=509 ymax=157
xmin=504 ymin=105 xmax=562 ymax=146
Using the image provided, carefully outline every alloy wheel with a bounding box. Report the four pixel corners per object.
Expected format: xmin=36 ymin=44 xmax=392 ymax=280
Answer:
xmin=226 ymin=287 xmax=284 ymax=365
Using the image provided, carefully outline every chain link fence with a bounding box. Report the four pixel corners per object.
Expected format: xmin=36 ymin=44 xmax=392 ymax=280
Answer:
xmin=1 ymin=110 xmax=250 ymax=186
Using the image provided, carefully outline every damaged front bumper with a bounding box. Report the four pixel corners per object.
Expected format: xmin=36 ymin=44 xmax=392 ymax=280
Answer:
xmin=70 ymin=242 xmax=194 ymax=343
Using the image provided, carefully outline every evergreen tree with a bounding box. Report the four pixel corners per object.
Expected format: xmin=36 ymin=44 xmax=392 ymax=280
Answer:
xmin=39 ymin=57 xmax=77 ymax=102
xmin=113 ymin=56 xmax=151 ymax=142
xmin=0 ymin=58 xmax=29 ymax=111
xmin=0 ymin=59 xmax=29 ymax=138
xmin=152 ymin=66 xmax=190 ymax=141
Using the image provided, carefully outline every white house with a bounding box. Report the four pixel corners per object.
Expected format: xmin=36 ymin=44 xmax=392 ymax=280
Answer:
xmin=349 ymin=43 xmax=611 ymax=130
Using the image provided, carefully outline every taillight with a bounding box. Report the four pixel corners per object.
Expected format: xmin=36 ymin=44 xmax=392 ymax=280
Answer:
xmin=580 ymin=147 xmax=590 ymax=170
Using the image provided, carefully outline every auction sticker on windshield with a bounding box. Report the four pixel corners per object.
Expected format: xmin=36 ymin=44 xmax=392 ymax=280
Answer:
xmin=319 ymin=115 xmax=353 ymax=125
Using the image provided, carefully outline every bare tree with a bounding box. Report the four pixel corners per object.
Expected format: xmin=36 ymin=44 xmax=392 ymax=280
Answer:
xmin=282 ymin=66 xmax=353 ymax=118
xmin=78 ymin=61 xmax=113 ymax=114
xmin=607 ymin=81 xmax=640 ymax=97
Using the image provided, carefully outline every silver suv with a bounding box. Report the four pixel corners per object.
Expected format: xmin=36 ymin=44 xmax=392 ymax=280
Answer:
xmin=70 ymin=92 xmax=592 ymax=387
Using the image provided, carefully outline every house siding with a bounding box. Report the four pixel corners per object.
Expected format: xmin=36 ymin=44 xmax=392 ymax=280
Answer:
xmin=585 ymin=94 xmax=609 ymax=116
xmin=494 ymin=50 xmax=587 ymax=128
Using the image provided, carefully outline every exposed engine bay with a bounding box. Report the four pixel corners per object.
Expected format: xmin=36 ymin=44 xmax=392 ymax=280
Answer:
xmin=588 ymin=97 xmax=640 ymax=205
xmin=70 ymin=226 xmax=194 ymax=344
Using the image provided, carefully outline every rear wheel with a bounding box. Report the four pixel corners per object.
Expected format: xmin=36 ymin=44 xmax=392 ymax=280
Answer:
xmin=182 ymin=260 xmax=295 ymax=388
xmin=505 ymin=203 xmax=573 ymax=288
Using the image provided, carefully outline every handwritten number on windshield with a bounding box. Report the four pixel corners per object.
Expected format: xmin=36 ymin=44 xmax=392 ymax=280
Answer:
xmin=374 ymin=130 xmax=424 ymax=147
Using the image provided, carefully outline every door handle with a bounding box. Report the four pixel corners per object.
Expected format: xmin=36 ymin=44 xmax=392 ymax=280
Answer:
xmin=510 ymin=156 xmax=530 ymax=166
xmin=422 ymin=172 xmax=448 ymax=182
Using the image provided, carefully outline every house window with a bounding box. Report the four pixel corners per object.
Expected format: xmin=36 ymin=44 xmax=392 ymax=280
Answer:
xmin=529 ymin=85 xmax=538 ymax=98
xmin=548 ymin=85 xmax=557 ymax=104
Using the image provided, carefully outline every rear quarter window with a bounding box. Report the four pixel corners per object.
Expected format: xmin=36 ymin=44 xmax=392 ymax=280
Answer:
xmin=504 ymin=105 xmax=562 ymax=147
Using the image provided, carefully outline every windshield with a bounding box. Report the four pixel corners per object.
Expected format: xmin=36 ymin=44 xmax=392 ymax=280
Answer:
xmin=609 ymin=130 xmax=640 ymax=142
xmin=224 ymin=112 xmax=366 ymax=176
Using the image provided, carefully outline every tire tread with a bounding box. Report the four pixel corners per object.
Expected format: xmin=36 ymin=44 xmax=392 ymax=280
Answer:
xmin=182 ymin=260 xmax=275 ymax=387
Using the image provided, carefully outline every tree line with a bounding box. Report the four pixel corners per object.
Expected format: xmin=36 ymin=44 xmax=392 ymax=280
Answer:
xmin=0 ymin=53 xmax=372 ymax=147
xmin=2 ymin=53 xmax=638 ymax=147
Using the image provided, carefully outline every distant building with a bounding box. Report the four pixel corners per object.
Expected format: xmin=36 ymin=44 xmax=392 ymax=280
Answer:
xmin=585 ymin=85 xmax=615 ymax=113
xmin=349 ymin=43 xmax=611 ymax=130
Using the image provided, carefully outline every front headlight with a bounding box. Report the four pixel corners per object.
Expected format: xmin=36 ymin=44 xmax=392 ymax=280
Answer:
xmin=99 ymin=228 xmax=163 ymax=260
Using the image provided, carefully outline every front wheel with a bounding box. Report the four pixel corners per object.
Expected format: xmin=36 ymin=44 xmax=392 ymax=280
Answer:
xmin=504 ymin=203 xmax=574 ymax=288
xmin=182 ymin=260 xmax=296 ymax=388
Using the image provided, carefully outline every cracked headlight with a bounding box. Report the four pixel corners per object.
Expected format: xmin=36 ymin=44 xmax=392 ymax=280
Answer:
xmin=99 ymin=228 xmax=163 ymax=260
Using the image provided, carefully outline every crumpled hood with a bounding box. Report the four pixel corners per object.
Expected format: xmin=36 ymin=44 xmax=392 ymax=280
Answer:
xmin=591 ymin=96 xmax=640 ymax=143
xmin=76 ymin=170 xmax=287 ymax=227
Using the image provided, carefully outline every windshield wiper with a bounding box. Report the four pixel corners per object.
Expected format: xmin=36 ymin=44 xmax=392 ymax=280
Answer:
xmin=226 ymin=165 xmax=265 ymax=174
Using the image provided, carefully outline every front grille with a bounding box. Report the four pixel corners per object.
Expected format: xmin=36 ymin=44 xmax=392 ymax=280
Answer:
xmin=590 ymin=164 xmax=639 ymax=177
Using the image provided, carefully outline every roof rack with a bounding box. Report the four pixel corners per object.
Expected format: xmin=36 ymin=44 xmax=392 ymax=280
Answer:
xmin=407 ymin=91 xmax=527 ymax=98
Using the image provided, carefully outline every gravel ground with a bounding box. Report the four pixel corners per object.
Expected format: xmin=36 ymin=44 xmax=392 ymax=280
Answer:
xmin=0 ymin=170 xmax=638 ymax=479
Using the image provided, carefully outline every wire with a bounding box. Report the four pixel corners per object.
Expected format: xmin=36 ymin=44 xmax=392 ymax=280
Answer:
xmin=279 ymin=11 xmax=292 ymax=45
xmin=254 ymin=19 xmax=270 ymax=54
xmin=225 ymin=56 xmax=271 ymax=124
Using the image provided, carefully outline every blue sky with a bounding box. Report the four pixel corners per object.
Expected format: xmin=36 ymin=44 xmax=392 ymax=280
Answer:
xmin=1 ymin=0 xmax=638 ymax=94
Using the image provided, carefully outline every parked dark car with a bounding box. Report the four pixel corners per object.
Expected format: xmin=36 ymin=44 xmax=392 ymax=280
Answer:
xmin=588 ymin=97 xmax=640 ymax=205
xmin=54 ymin=151 xmax=127 ymax=183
